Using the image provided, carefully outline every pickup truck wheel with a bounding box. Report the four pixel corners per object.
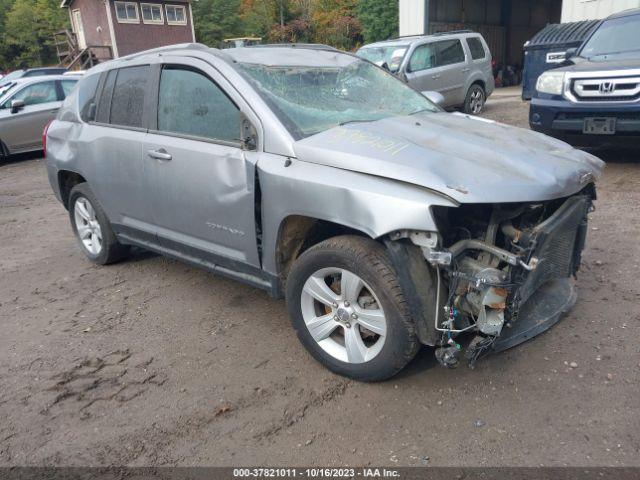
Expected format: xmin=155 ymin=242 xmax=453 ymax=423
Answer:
xmin=286 ymin=235 xmax=419 ymax=381
xmin=69 ymin=183 xmax=129 ymax=265
xmin=464 ymin=84 xmax=486 ymax=115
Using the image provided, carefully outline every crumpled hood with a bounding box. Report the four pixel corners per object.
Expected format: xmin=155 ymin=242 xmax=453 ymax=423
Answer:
xmin=293 ymin=112 xmax=604 ymax=204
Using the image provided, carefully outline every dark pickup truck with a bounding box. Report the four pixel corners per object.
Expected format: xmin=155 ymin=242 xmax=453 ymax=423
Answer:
xmin=529 ymin=8 xmax=640 ymax=148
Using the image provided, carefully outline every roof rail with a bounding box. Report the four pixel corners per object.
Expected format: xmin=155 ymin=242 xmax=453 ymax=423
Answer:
xmin=119 ymin=43 xmax=210 ymax=61
xmin=248 ymin=43 xmax=339 ymax=52
xmin=432 ymin=29 xmax=474 ymax=36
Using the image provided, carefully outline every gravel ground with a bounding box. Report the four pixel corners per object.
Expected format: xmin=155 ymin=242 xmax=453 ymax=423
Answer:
xmin=1 ymin=97 xmax=639 ymax=467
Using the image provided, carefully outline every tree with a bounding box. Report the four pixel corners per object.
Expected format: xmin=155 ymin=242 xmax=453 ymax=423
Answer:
xmin=357 ymin=0 xmax=398 ymax=44
xmin=2 ymin=0 xmax=68 ymax=69
xmin=193 ymin=0 xmax=243 ymax=47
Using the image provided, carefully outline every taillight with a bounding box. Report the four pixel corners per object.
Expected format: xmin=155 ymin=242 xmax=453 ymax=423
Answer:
xmin=43 ymin=120 xmax=53 ymax=158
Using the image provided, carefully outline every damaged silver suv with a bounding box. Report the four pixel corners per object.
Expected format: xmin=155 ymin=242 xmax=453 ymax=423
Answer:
xmin=46 ymin=44 xmax=604 ymax=381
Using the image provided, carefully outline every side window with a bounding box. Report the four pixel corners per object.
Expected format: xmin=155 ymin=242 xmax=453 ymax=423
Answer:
xmin=95 ymin=69 xmax=117 ymax=123
xmin=435 ymin=40 xmax=466 ymax=67
xmin=466 ymin=37 xmax=486 ymax=60
xmin=61 ymin=80 xmax=78 ymax=98
xmin=78 ymin=73 xmax=101 ymax=122
xmin=409 ymin=43 xmax=436 ymax=72
xmin=114 ymin=1 xmax=139 ymax=23
xmin=165 ymin=4 xmax=186 ymax=24
xmin=4 ymin=81 xmax=58 ymax=107
xmin=109 ymin=65 xmax=149 ymax=128
xmin=157 ymin=67 xmax=240 ymax=143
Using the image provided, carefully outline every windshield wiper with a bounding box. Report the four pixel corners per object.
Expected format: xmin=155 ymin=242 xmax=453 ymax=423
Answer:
xmin=339 ymin=119 xmax=376 ymax=127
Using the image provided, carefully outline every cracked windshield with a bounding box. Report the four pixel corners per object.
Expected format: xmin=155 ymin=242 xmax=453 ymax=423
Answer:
xmin=238 ymin=57 xmax=438 ymax=139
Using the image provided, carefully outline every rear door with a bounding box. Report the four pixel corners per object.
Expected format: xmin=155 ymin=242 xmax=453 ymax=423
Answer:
xmin=0 ymin=79 xmax=60 ymax=153
xmin=143 ymin=58 xmax=261 ymax=268
xmin=87 ymin=64 xmax=155 ymax=241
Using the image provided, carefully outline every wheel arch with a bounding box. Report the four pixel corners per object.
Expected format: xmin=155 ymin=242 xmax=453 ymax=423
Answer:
xmin=468 ymin=77 xmax=486 ymax=92
xmin=58 ymin=170 xmax=87 ymax=210
xmin=274 ymin=214 xmax=372 ymax=289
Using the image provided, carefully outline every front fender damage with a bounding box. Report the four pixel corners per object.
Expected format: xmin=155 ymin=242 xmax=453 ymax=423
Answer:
xmin=386 ymin=190 xmax=594 ymax=369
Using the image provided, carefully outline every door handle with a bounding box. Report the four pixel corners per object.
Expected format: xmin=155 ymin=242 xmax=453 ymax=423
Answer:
xmin=147 ymin=148 xmax=172 ymax=161
xmin=461 ymin=68 xmax=470 ymax=73
xmin=431 ymin=74 xmax=441 ymax=79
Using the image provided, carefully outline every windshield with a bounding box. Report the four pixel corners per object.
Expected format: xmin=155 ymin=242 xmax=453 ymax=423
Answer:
xmin=580 ymin=14 xmax=640 ymax=59
xmin=356 ymin=46 xmax=408 ymax=73
xmin=0 ymin=82 xmax=17 ymax=100
xmin=237 ymin=57 xmax=437 ymax=139
xmin=0 ymin=70 xmax=25 ymax=85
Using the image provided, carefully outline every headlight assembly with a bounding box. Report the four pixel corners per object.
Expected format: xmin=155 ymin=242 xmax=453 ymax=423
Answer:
xmin=536 ymin=71 xmax=566 ymax=95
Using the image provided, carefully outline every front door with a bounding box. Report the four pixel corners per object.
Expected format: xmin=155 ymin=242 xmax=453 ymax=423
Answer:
xmin=72 ymin=10 xmax=87 ymax=49
xmin=143 ymin=59 xmax=261 ymax=268
xmin=0 ymin=80 xmax=60 ymax=153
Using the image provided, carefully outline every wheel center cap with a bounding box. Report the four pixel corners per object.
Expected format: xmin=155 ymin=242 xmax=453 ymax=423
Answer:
xmin=336 ymin=308 xmax=350 ymax=323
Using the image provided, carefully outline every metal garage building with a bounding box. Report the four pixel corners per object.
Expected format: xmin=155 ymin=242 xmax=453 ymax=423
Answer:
xmin=399 ymin=0 xmax=563 ymax=66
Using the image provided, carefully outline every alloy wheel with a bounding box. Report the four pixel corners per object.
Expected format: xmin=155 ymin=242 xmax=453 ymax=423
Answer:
xmin=470 ymin=88 xmax=485 ymax=114
xmin=74 ymin=196 xmax=103 ymax=255
xmin=300 ymin=267 xmax=387 ymax=364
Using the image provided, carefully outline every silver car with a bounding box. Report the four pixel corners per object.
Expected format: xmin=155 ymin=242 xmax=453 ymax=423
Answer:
xmin=357 ymin=31 xmax=495 ymax=114
xmin=46 ymin=44 xmax=603 ymax=381
xmin=0 ymin=75 xmax=78 ymax=158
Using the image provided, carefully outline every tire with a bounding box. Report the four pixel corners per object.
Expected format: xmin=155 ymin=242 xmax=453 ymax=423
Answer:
xmin=286 ymin=235 xmax=420 ymax=382
xmin=68 ymin=183 xmax=129 ymax=265
xmin=463 ymin=84 xmax=486 ymax=115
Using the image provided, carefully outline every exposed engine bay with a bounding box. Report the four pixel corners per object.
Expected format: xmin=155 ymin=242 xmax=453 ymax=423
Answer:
xmin=420 ymin=188 xmax=594 ymax=368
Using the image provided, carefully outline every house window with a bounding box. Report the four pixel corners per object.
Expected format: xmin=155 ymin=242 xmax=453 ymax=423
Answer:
xmin=141 ymin=3 xmax=163 ymax=24
xmin=165 ymin=4 xmax=187 ymax=25
xmin=114 ymin=1 xmax=139 ymax=23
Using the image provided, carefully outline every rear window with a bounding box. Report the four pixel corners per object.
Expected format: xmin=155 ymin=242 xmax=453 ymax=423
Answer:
xmin=436 ymin=39 xmax=465 ymax=66
xmin=95 ymin=66 xmax=149 ymax=128
xmin=466 ymin=37 xmax=486 ymax=60
xmin=109 ymin=66 xmax=148 ymax=128
xmin=96 ymin=69 xmax=117 ymax=123
xmin=78 ymin=73 xmax=101 ymax=122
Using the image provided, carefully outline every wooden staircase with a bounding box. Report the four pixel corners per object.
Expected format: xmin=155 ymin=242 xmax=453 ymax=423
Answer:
xmin=54 ymin=30 xmax=113 ymax=70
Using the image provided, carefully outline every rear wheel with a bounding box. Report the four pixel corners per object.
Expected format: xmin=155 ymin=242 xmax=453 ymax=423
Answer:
xmin=464 ymin=84 xmax=486 ymax=115
xmin=68 ymin=183 xmax=129 ymax=265
xmin=286 ymin=236 xmax=419 ymax=381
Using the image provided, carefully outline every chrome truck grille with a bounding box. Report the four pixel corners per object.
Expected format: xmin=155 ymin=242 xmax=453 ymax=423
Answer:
xmin=570 ymin=76 xmax=640 ymax=102
xmin=516 ymin=195 xmax=590 ymax=306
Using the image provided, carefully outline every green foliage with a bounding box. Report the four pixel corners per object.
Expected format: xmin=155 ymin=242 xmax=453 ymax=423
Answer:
xmin=357 ymin=0 xmax=398 ymax=44
xmin=0 ymin=0 xmax=398 ymax=71
xmin=0 ymin=0 xmax=68 ymax=70
xmin=193 ymin=0 xmax=243 ymax=47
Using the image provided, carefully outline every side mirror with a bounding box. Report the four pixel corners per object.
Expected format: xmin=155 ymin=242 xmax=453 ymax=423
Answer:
xmin=422 ymin=91 xmax=445 ymax=106
xmin=240 ymin=117 xmax=257 ymax=151
xmin=10 ymin=99 xmax=25 ymax=113
xmin=565 ymin=48 xmax=577 ymax=60
xmin=380 ymin=62 xmax=390 ymax=72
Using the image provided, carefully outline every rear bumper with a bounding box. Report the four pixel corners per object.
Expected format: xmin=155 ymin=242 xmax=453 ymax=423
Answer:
xmin=530 ymin=97 xmax=640 ymax=147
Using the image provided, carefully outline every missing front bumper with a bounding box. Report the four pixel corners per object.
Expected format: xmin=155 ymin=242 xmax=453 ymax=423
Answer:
xmin=492 ymin=277 xmax=577 ymax=352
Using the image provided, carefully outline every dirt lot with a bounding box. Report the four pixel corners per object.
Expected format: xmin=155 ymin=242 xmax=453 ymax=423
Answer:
xmin=1 ymin=97 xmax=639 ymax=467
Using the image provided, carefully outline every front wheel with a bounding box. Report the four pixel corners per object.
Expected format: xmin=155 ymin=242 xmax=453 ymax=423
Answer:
xmin=464 ymin=84 xmax=486 ymax=115
xmin=286 ymin=236 xmax=419 ymax=382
